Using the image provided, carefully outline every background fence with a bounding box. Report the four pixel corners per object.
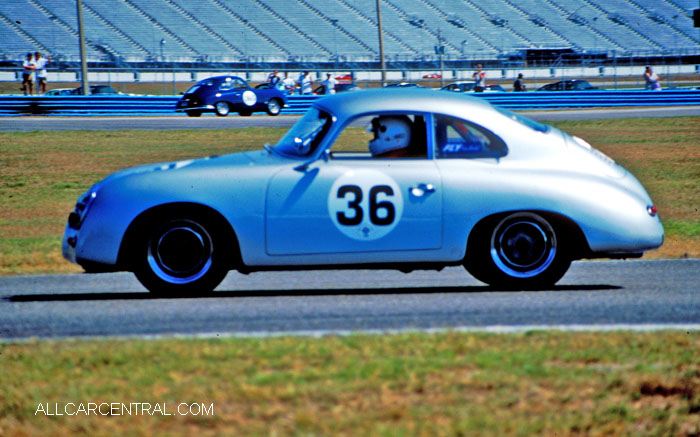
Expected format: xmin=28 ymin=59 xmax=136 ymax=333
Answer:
xmin=1 ymin=90 xmax=699 ymax=116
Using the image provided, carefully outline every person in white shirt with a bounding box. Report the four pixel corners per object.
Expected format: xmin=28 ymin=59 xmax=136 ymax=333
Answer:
xmin=21 ymin=53 xmax=35 ymax=95
xmin=320 ymin=73 xmax=336 ymax=94
xmin=298 ymin=71 xmax=313 ymax=95
xmin=282 ymin=72 xmax=296 ymax=95
xmin=34 ymin=52 xmax=50 ymax=94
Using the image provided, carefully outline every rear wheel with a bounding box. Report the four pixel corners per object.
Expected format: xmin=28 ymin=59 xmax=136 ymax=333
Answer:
xmin=266 ymin=98 xmax=282 ymax=116
xmin=133 ymin=215 xmax=228 ymax=295
xmin=214 ymin=101 xmax=230 ymax=116
xmin=465 ymin=212 xmax=571 ymax=289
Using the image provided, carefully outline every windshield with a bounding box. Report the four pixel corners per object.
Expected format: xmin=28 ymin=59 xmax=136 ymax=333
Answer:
xmin=494 ymin=106 xmax=550 ymax=133
xmin=274 ymin=108 xmax=332 ymax=157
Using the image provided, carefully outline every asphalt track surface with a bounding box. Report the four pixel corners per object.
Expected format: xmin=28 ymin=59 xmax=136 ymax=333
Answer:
xmin=1 ymin=106 xmax=699 ymax=132
xmin=1 ymin=260 xmax=699 ymax=340
xmin=2 ymin=107 xmax=699 ymax=339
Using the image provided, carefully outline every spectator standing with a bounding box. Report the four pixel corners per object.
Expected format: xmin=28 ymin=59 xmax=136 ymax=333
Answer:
xmin=644 ymin=66 xmax=661 ymax=91
xmin=34 ymin=52 xmax=50 ymax=94
xmin=472 ymin=63 xmax=485 ymax=92
xmin=513 ymin=73 xmax=527 ymax=92
xmin=320 ymin=73 xmax=336 ymax=94
xmin=282 ymin=72 xmax=296 ymax=95
xmin=299 ymin=71 xmax=313 ymax=95
xmin=21 ymin=53 xmax=35 ymax=95
xmin=267 ymin=70 xmax=280 ymax=88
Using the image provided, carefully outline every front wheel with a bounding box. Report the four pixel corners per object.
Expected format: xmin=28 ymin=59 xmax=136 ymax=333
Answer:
xmin=133 ymin=216 xmax=228 ymax=295
xmin=266 ymin=99 xmax=282 ymax=116
xmin=465 ymin=212 xmax=571 ymax=289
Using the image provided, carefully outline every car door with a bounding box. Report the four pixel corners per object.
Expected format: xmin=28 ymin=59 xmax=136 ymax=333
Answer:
xmin=219 ymin=77 xmax=258 ymax=108
xmin=265 ymin=114 xmax=442 ymax=256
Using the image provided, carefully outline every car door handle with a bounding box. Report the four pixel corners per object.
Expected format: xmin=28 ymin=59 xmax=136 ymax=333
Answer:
xmin=410 ymin=183 xmax=435 ymax=197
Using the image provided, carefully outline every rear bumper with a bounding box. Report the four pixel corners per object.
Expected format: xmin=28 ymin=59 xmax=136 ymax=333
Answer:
xmin=174 ymin=105 xmax=214 ymax=112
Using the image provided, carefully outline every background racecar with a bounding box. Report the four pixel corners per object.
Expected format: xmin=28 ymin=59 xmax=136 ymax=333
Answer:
xmin=440 ymin=82 xmax=506 ymax=93
xmin=537 ymin=79 xmax=599 ymax=91
xmin=175 ymin=75 xmax=287 ymax=117
xmin=64 ymin=89 xmax=663 ymax=294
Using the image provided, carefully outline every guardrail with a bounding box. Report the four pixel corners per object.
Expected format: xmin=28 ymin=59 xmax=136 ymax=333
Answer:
xmin=0 ymin=90 xmax=698 ymax=116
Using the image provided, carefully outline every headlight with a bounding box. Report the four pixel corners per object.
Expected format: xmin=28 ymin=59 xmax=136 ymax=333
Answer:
xmin=68 ymin=189 xmax=98 ymax=229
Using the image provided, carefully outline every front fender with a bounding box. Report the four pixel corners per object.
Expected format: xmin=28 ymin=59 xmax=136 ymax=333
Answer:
xmin=69 ymin=164 xmax=271 ymax=267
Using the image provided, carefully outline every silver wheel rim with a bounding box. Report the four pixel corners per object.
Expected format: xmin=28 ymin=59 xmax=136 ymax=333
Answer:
xmin=268 ymin=100 xmax=280 ymax=114
xmin=147 ymin=220 xmax=213 ymax=284
xmin=215 ymin=102 xmax=229 ymax=116
xmin=490 ymin=213 xmax=557 ymax=278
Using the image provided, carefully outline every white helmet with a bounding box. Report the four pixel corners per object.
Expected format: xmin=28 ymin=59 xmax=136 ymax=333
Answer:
xmin=368 ymin=116 xmax=411 ymax=156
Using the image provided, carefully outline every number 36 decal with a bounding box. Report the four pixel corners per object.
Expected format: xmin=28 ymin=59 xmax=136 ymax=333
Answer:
xmin=336 ymin=185 xmax=395 ymax=226
xmin=328 ymin=170 xmax=404 ymax=240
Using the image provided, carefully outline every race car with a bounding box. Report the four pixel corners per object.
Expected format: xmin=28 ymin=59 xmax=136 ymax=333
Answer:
xmin=175 ymin=75 xmax=287 ymax=117
xmin=63 ymin=88 xmax=663 ymax=294
xmin=537 ymin=79 xmax=599 ymax=91
xmin=440 ymin=82 xmax=506 ymax=93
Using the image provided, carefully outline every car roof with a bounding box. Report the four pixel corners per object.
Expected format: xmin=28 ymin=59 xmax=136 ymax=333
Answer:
xmin=199 ymin=75 xmax=246 ymax=82
xmin=313 ymin=88 xmax=495 ymax=121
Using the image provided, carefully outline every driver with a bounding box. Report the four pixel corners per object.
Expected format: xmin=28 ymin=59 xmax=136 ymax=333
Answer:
xmin=368 ymin=116 xmax=413 ymax=158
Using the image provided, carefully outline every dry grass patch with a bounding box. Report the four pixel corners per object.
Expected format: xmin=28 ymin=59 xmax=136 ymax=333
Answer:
xmin=1 ymin=331 xmax=699 ymax=436
xmin=1 ymin=118 xmax=698 ymax=274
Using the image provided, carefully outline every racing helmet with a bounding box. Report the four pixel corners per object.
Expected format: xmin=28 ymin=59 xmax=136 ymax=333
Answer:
xmin=368 ymin=116 xmax=412 ymax=156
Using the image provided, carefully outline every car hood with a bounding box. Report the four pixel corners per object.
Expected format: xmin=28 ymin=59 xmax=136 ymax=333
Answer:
xmin=99 ymin=150 xmax=279 ymax=186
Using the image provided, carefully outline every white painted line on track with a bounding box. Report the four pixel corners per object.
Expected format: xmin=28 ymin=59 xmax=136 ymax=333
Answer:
xmin=3 ymin=324 xmax=700 ymax=343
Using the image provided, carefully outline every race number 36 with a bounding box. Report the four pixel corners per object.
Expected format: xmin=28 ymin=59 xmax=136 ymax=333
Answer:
xmin=328 ymin=170 xmax=403 ymax=240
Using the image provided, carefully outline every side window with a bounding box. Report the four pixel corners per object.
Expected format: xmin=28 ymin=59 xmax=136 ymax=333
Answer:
xmin=435 ymin=114 xmax=507 ymax=159
xmin=330 ymin=114 xmax=428 ymax=159
xmin=219 ymin=80 xmax=233 ymax=91
xmin=232 ymin=79 xmax=249 ymax=90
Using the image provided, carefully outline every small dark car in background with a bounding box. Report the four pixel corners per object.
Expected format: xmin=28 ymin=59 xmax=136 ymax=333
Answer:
xmin=440 ymin=82 xmax=505 ymax=93
xmin=176 ymin=75 xmax=287 ymax=117
xmin=537 ymin=79 xmax=599 ymax=91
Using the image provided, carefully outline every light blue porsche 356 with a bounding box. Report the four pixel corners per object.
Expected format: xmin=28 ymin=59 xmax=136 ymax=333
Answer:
xmin=63 ymin=89 xmax=663 ymax=294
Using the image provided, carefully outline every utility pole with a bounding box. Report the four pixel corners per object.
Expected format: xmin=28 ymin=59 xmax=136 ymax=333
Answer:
xmin=376 ymin=0 xmax=386 ymax=86
xmin=437 ymin=28 xmax=444 ymax=86
xmin=76 ymin=0 xmax=89 ymax=95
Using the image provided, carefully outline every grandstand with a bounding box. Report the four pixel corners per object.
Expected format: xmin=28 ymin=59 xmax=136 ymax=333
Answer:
xmin=0 ymin=0 xmax=698 ymax=69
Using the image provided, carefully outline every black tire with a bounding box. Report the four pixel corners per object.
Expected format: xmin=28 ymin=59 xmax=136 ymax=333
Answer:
xmin=266 ymin=98 xmax=282 ymax=116
xmin=464 ymin=212 xmax=571 ymax=289
xmin=214 ymin=101 xmax=230 ymax=117
xmin=133 ymin=214 xmax=229 ymax=295
xmin=186 ymin=110 xmax=202 ymax=117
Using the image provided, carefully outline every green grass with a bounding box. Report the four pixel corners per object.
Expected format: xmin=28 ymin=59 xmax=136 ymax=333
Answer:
xmin=1 ymin=331 xmax=699 ymax=436
xmin=1 ymin=118 xmax=699 ymax=436
xmin=0 ymin=117 xmax=699 ymax=275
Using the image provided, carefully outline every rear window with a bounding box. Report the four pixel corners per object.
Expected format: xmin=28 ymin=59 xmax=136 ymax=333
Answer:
xmin=494 ymin=106 xmax=550 ymax=133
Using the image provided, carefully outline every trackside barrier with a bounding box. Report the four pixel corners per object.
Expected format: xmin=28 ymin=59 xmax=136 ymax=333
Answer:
xmin=0 ymin=90 xmax=698 ymax=116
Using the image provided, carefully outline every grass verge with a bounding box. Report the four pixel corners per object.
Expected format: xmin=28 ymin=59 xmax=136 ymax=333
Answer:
xmin=1 ymin=331 xmax=699 ymax=436
xmin=1 ymin=117 xmax=698 ymax=275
